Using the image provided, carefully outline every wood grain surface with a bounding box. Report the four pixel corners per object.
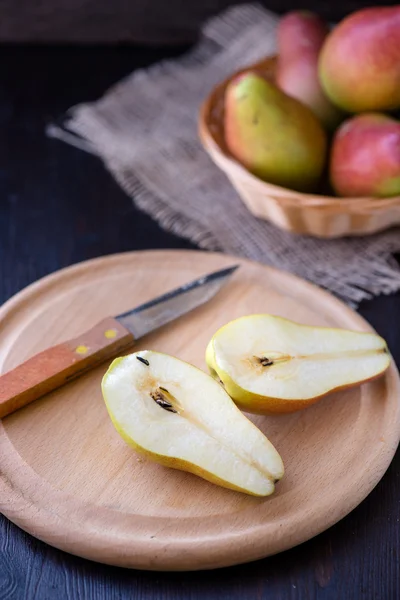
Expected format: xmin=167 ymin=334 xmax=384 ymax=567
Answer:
xmin=1 ymin=44 xmax=400 ymax=600
xmin=1 ymin=249 xmax=399 ymax=572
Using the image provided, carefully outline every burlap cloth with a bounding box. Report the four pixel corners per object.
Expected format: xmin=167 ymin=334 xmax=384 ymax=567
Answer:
xmin=48 ymin=3 xmax=400 ymax=307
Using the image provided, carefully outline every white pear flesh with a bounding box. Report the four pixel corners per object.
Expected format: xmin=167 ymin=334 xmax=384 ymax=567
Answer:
xmin=207 ymin=314 xmax=390 ymax=413
xmin=102 ymin=351 xmax=284 ymax=496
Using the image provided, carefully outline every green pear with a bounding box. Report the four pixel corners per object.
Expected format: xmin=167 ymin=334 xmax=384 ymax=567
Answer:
xmin=224 ymin=72 xmax=327 ymax=192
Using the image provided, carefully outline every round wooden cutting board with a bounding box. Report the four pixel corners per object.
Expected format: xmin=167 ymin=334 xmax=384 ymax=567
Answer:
xmin=1 ymin=250 xmax=400 ymax=571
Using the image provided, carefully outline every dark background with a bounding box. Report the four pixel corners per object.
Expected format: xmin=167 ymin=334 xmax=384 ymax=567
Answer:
xmin=0 ymin=0 xmax=399 ymax=44
xmin=1 ymin=3 xmax=400 ymax=598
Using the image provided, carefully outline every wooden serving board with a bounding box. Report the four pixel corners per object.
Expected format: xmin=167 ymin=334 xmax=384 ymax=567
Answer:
xmin=1 ymin=250 xmax=400 ymax=571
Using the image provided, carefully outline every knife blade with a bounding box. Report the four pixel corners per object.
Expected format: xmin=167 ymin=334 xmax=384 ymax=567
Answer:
xmin=0 ymin=264 xmax=238 ymax=419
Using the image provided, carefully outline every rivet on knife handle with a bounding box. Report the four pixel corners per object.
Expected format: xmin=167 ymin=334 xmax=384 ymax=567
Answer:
xmin=0 ymin=317 xmax=134 ymax=419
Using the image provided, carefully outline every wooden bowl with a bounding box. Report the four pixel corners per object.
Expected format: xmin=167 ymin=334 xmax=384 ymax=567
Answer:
xmin=198 ymin=56 xmax=400 ymax=238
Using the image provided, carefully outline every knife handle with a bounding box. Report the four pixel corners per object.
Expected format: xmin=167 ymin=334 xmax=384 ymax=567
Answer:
xmin=0 ymin=317 xmax=134 ymax=419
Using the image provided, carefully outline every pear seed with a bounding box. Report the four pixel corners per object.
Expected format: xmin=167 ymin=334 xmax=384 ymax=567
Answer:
xmin=150 ymin=389 xmax=177 ymax=413
xmin=259 ymin=357 xmax=274 ymax=367
xmin=136 ymin=356 xmax=150 ymax=366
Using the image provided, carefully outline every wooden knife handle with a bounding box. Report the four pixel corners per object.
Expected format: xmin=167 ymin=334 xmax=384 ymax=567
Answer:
xmin=0 ymin=316 xmax=134 ymax=419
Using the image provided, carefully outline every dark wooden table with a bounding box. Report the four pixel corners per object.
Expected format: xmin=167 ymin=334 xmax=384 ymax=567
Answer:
xmin=0 ymin=45 xmax=399 ymax=600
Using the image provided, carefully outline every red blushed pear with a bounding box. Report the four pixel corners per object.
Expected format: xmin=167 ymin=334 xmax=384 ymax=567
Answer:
xmin=319 ymin=6 xmax=400 ymax=113
xmin=276 ymin=10 xmax=343 ymax=129
xmin=277 ymin=10 xmax=329 ymax=59
xmin=330 ymin=113 xmax=400 ymax=198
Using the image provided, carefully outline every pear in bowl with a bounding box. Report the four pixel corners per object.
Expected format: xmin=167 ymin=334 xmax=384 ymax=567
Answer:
xmin=206 ymin=315 xmax=390 ymax=415
xmin=102 ymin=350 xmax=284 ymax=496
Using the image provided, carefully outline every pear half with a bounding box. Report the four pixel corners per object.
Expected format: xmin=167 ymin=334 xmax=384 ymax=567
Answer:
xmin=206 ymin=314 xmax=390 ymax=414
xmin=102 ymin=351 xmax=284 ymax=496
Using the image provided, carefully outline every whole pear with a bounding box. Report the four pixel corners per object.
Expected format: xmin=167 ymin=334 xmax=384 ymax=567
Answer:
xmin=276 ymin=10 xmax=343 ymax=129
xmin=224 ymin=72 xmax=327 ymax=192
xmin=319 ymin=6 xmax=400 ymax=113
xmin=330 ymin=113 xmax=400 ymax=198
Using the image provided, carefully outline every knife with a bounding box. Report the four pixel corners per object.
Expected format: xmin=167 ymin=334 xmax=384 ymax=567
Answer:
xmin=0 ymin=264 xmax=238 ymax=419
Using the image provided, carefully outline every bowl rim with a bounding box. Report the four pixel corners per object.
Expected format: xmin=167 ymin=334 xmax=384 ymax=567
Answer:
xmin=198 ymin=54 xmax=400 ymax=211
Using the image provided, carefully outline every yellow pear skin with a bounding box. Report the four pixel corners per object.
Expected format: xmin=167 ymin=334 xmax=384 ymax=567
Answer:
xmin=224 ymin=72 xmax=327 ymax=192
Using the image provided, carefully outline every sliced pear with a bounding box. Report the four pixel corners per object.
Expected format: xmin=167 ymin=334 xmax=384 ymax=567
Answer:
xmin=206 ymin=314 xmax=391 ymax=414
xmin=102 ymin=350 xmax=284 ymax=496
